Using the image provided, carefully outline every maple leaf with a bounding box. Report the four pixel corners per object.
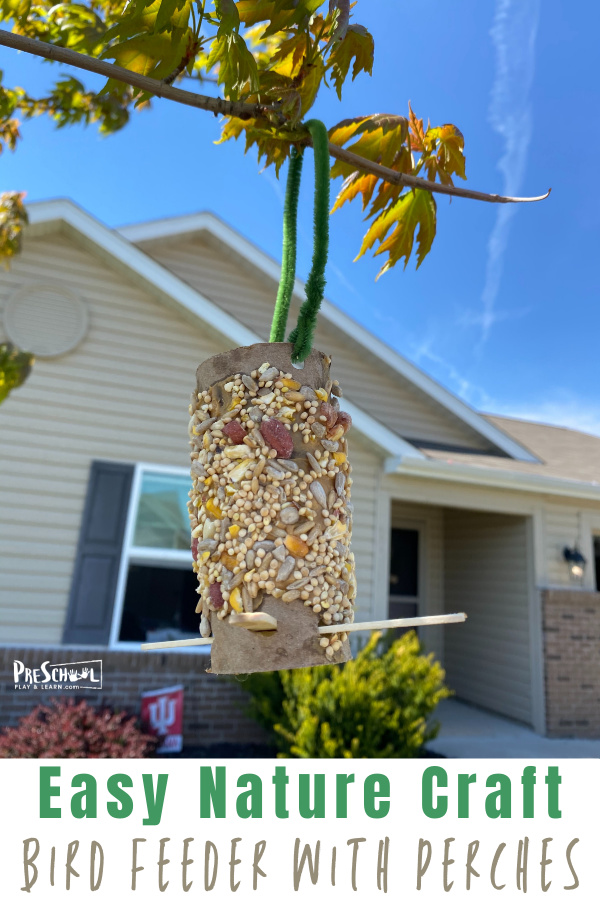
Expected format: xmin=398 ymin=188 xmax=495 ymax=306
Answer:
xmin=331 ymin=171 xmax=378 ymax=213
xmin=329 ymin=113 xmax=409 ymax=178
xmin=356 ymin=190 xmax=437 ymax=276
xmin=328 ymin=23 xmax=374 ymax=99
xmin=408 ymin=102 xmax=425 ymax=152
xmin=425 ymin=123 xmax=466 ymax=181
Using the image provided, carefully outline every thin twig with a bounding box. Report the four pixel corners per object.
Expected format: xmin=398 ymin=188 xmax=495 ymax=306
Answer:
xmin=0 ymin=29 xmax=550 ymax=205
xmin=324 ymin=142 xmax=551 ymax=204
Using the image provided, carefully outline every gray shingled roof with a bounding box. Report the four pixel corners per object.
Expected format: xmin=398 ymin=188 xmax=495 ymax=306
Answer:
xmin=418 ymin=415 xmax=600 ymax=486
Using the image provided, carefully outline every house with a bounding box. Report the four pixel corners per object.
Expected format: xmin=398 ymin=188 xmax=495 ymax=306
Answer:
xmin=1 ymin=199 xmax=599 ymax=743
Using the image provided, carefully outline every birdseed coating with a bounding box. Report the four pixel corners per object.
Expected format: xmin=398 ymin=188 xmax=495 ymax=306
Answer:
xmin=187 ymin=362 xmax=356 ymax=660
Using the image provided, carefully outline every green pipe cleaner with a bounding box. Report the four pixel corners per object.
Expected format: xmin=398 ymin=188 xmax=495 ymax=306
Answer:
xmin=269 ymin=146 xmax=304 ymax=343
xmin=288 ymin=119 xmax=330 ymax=364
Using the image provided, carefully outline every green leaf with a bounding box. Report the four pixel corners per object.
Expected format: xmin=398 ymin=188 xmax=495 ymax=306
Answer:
xmin=0 ymin=341 xmax=34 ymax=406
xmin=0 ymin=191 xmax=28 ymax=265
xmin=101 ymin=31 xmax=186 ymax=78
xmin=328 ymin=23 xmax=374 ymax=99
xmin=155 ymin=0 xmax=181 ymax=32
xmin=215 ymin=0 xmax=240 ymax=36
xmin=207 ymin=30 xmax=259 ymax=97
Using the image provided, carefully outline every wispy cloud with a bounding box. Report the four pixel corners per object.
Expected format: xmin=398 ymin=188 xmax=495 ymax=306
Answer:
xmin=477 ymin=0 xmax=541 ymax=349
xmin=489 ymin=392 xmax=600 ymax=438
xmin=410 ymin=336 xmax=493 ymax=408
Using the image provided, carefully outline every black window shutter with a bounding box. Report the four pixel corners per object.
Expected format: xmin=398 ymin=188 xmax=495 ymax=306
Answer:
xmin=63 ymin=460 xmax=134 ymax=645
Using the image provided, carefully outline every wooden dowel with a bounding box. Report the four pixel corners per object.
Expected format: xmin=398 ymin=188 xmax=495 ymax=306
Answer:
xmin=318 ymin=612 xmax=467 ymax=635
xmin=141 ymin=612 xmax=466 ymax=650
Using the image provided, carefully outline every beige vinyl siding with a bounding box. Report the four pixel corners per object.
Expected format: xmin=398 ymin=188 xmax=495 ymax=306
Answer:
xmin=0 ymin=234 xmax=228 ymax=644
xmin=443 ymin=509 xmax=533 ymax=724
xmin=140 ymin=234 xmax=495 ymax=451
xmin=543 ymin=502 xmax=585 ymax=587
xmin=390 ymin=501 xmax=444 ymax=660
xmin=348 ymin=438 xmax=383 ymax=622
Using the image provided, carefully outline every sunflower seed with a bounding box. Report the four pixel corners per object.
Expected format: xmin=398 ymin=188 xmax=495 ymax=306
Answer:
xmin=246 ymin=549 xmax=256 ymax=570
xmin=282 ymin=589 xmax=300 ymax=602
xmin=242 ymin=584 xmax=253 ymax=612
xmin=242 ymin=374 xmax=258 ymax=392
xmin=258 ymin=552 xmax=273 ymax=572
xmin=260 ymin=366 xmax=280 ymax=383
xmin=328 ymin=490 xmax=337 ymax=509
xmin=196 ymin=539 xmax=218 ymax=553
xmin=309 ymin=481 xmax=327 ymax=508
xmin=300 ymin=385 xmax=317 ymax=400
xmin=335 ymin=472 xmax=346 ymax=496
xmin=220 ymin=517 xmax=230 ymax=541
xmin=230 ymin=571 xmax=245 ymax=589
xmin=200 ymin=615 xmax=212 ymax=637
xmin=331 ymin=383 xmax=343 ymax=397
xmin=330 ymin=395 xmax=340 ymax=411
xmin=310 ymin=422 xmax=326 ymax=438
xmin=252 ymin=589 xmax=262 ymax=607
xmin=306 ymin=524 xmax=323 ymax=544
xmin=248 ymin=406 xmax=263 ymax=424
xmin=254 ymin=540 xmax=275 ymax=553
xmin=290 ymin=576 xmax=310 ymax=590
xmin=321 ymin=439 xmax=339 ymax=452
xmin=309 ymin=566 xmax=327 ymax=578
xmin=191 ymin=460 xmax=207 ymax=478
xmin=194 ymin=417 xmax=216 ymax=435
xmin=306 ymin=453 xmax=322 ymax=475
xmin=273 ymin=544 xmax=288 ymax=562
xmin=280 ymin=505 xmax=300 ymax=525
xmin=276 ymin=556 xmax=296 ymax=582
xmin=278 ymin=458 xmax=299 ymax=472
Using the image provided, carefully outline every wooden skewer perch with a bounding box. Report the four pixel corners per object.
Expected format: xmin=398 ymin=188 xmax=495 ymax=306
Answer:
xmin=141 ymin=612 xmax=467 ymax=651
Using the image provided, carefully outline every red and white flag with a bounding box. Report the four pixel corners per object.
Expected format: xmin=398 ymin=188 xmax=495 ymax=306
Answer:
xmin=140 ymin=684 xmax=184 ymax=754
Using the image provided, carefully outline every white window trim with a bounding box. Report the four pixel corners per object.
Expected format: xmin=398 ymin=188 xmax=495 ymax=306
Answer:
xmin=388 ymin=518 xmax=425 ymax=618
xmin=109 ymin=462 xmax=209 ymax=653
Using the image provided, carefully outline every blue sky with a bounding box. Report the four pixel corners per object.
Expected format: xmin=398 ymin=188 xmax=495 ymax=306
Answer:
xmin=2 ymin=0 xmax=599 ymax=434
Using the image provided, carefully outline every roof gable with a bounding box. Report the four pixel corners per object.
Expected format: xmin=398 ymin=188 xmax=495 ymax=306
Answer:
xmin=24 ymin=199 xmax=421 ymax=462
xmin=119 ymin=211 xmax=538 ymax=463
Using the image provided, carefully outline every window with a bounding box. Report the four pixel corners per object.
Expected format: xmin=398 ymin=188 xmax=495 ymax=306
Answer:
xmin=110 ymin=466 xmax=201 ymax=648
xmin=389 ymin=527 xmax=420 ymax=620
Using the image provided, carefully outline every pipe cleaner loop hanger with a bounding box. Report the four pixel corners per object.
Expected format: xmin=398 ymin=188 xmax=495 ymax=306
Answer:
xmin=270 ymin=119 xmax=330 ymax=364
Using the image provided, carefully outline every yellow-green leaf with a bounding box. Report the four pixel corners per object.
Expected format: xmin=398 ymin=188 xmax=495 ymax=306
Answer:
xmin=328 ymin=23 xmax=374 ymax=99
xmin=0 ymin=341 xmax=34 ymax=405
xmin=356 ymin=190 xmax=436 ymax=276
xmin=426 ymin=123 xmax=466 ymax=181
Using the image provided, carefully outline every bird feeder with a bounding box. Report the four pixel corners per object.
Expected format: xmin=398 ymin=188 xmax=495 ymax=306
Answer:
xmin=141 ymin=120 xmax=466 ymax=671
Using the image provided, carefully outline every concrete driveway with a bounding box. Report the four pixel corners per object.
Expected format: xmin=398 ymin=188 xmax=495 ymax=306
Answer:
xmin=429 ymin=699 xmax=600 ymax=758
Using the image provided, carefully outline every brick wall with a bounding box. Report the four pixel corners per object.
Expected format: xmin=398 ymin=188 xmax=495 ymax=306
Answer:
xmin=542 ymin=590 xmax=600 ymax=738
xmin=0 ymin=646 xmax=267 ymax=749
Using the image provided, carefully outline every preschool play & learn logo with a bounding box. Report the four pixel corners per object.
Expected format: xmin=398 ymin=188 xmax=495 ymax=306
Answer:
xmin=13 ymin=658 xmax=103 ymax=691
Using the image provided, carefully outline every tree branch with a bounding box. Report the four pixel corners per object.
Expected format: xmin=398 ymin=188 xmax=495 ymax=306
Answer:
xmin=0 ymin=29 xmax=550 ymax=205
xmin=0 ymin=29 xmax=282 ymax=123
xmin=323 ymin=143 xmax=551 ymax=204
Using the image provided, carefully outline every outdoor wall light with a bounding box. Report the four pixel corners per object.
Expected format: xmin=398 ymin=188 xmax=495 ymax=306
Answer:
xmin=563 ymin=546 xmax=587 ymax=581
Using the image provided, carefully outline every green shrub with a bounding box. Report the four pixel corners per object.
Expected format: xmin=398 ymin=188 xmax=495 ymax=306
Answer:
xmin=240 ymin=630 xmax=451 ymax=758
